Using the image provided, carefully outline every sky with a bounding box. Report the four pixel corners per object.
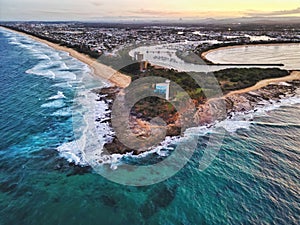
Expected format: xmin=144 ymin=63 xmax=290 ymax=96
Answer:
xmin=0 ymin=0 xmax=300 ymax=21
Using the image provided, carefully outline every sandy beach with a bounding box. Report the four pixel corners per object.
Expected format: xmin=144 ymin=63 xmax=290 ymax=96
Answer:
xmin=2 ymin=26 xmax=300 ymax=96
xmin=226 ymin=71 xmax=300 ymax=97
xmin=1 ymin=27 xmax=131 ymax=88
xmin=200 ymin=42 xmax=300 ymax=96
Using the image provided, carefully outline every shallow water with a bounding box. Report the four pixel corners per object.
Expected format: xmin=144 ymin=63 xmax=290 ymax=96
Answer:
xmin=129 ymin=42 xmax=300 ymax=72
xmin=205 ymin=43 xmax=300 ymax=70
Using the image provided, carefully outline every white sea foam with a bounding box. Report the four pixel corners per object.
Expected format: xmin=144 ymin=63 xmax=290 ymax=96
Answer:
xmin=0 ymin=28 xmax=107 ymax=166
xmin=34 ymin=53 xmax=51 ymax=60
xmin=253 ymin=93 xmax=300 ymax=116
xmin=6 ymin=29 xmax=293 ymax=167
xmin=52 ymin=82 xmax=73 ymax=88
xmin=41 ymin=99 xmax=65 ymax=108
xmin=57 ymin=140 xmax=87 ymax=165
xmin=57 ymin=87 xmax=111 ymax=166
xmin=26 ymin=59 xmax=77 ymax=80
xmin=98 ymin=91 xmax=300 ymax=167
xmin=215 ymin=119 xmax=252 ymax=133
xmin=1 ymin=29 xmax=79 ymax=82
xmin=51 ymin=108 xmax=72 ymax=117
xmin=49 ymin=91 xmax=67 ymax=100
xmin=2 ymin=28 xmax=300 ymax=169
xmin=211 ymin=91 xmax=300 ymax=134
xmin=79 ymin=99 xmax=299 ymax=168
xmin=57 ymin=88 xmax=300 ymax=168
xmin=26 ymin=68 xmax=56 ymax=79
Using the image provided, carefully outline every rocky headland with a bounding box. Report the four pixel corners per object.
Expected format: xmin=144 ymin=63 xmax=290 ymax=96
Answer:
xmin=93 ymin=72 xmax=300 ymax=155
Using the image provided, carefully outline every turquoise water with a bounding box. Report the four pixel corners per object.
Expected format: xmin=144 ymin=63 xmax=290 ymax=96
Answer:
xmin=0 ymin=29 xmax=299 ymax=225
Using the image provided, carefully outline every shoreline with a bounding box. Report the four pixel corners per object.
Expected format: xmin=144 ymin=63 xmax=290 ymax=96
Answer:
xmin=201 ymin=42 xmax=300 ymax=62
xmin=2 ymin=25 xmax=300 ymax=155
xmin=225 ymin=71 xmax=300 ymax=97
xmin=0 ymin=26 xmax=131 ymax=88
xmin=97 ymin=76 xmax=300 ymax=155
xmin=4 ymin=25 xmax=298 ymax=93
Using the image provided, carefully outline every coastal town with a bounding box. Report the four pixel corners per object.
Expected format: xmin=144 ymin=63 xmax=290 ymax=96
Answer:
xmin=1 ymin=21 xmax=300 ymax=155
xmin=1 ymin=22 xmax=300 ymax=59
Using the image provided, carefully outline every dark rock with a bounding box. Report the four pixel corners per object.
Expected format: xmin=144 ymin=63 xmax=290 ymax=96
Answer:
xmin=66 ymin=165 xmax=92 ymax=177
xmin=152 ymin=185 xmax=177 ymax=208
xmin=166 ymin=125 xmax=181 ymax=136
xmin=54 ymin=163 xmax=63 ymax=170
xmin=101 ymin=195 xmax=118 ymax=208
xmin=96 ymin=79 xmax=300 ymax=156
xmin=140 ymin=184 xmax=177 ymax=219
xmin=140 ymin=202 xmax=156 ymax=219
xmin=0 ymin=181 xmax=18 ymax=193
xmin=103 ymin=138 xmax=133 ymax=155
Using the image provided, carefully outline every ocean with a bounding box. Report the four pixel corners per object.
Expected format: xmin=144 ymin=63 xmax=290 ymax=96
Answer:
xmin=0 ymin=28 xmax=299 ymax=225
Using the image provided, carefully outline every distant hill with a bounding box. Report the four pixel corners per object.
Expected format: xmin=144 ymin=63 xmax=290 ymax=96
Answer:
xmin=196 ymin=17 xmax=300 ymax=25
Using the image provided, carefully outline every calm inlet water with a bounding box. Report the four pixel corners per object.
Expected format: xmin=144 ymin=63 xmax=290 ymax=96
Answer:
xmin=205 ymin=43 xmax=300 ymax=70
xmin=0 ymin=28 xmax=299 ymax=225
xmin=130 ymin=42 xmax=300 ymax=72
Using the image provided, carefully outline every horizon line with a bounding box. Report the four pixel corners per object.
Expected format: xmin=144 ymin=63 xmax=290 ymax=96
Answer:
xmin=1 ymin=16 xmax=300 ymax=23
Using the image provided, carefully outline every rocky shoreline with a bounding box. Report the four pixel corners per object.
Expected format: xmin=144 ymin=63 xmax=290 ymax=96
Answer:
xmin=93 ymin=78 xmax=300 ymax=155
xmin=226 ymin=80 xmax=300 ymax=114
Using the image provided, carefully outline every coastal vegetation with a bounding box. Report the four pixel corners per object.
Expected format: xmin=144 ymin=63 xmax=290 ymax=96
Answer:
xmin=98 ymin=67 xmax=297 ymax=154
xmin=115 ymin=64 xmax=290 ymax=134
xmin=214 ymin=68 xmax=289 ymax=93
xmin=2 ymin=25 xmax=294 ymax=154
xmin=122 ymin=64 xmax=289 ymax=101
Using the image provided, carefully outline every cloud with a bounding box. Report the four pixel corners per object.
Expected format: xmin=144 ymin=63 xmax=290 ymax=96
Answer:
xmin=247 ymin=7 xmax=300 ymax=17
xmin=125 ymin=9 xmax=250 ymax=19
xmin=32 ymin=9 xmax=99 ymax=16
xmin=90 ymin=1 xmax=103 ymax=7
xmin=128 ymin=8 xmax=183 ymax=16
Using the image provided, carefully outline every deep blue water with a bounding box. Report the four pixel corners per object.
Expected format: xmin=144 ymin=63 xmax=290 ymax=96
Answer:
xmin=0 ymin=28 xmax=299 ymax=225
